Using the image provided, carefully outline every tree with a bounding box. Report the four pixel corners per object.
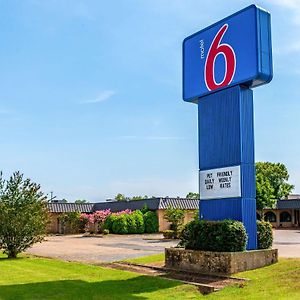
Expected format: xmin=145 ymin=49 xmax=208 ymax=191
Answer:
xmin=164 ymin=207 xmax=185 ymax=238
xmin=0 ymin=172 xmax=49 ymax=258
xmin=115 ymin=193 xmax=126 ymax=201
xmin=256 ymin=162 xmax=294 ymax=200
xmin=131 ymin=195 xmax=148 ymax=201
xmin=75 ymin=199 xmax=89 ymax=204
xmin=256 ymin=162 xmax=294 ymax=213
xmin=256 ymin=173 xmax=274 ymax=216
xmin=59 ymin=211 xmax=81 ymax=234
xmin=186 ymin=192 xmax=199 ymax=199
xmin=91 ymin=209 xmax=111 ymax=233
xmin=141 ymin=204 xmax=149 ymax=214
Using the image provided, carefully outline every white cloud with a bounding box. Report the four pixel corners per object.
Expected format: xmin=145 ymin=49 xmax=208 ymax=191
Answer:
xmin=271 ymin=0 xmax=300 ymax=10
xmin=267 ymin=1 xmax=300 ymax=56
xmin=0 ymin=109 xmax=11 ymax=115
xmin=274 ymin=40 xmax=300 ymax=55
xmin=80 ymin=90 xmax=116 ymax=104
xmin=269 ymin=0 xmax=300 ymax=25
xmin=285 ymin=42 xmax=300 ymax=54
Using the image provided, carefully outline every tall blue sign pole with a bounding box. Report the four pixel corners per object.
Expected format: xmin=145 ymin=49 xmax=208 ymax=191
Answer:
xmin=183 ymin=5 xmax=273 ymax=250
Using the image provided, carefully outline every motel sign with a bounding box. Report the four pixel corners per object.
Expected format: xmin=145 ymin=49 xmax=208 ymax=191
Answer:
xmin=183 ymin=5 xmax=273 ymax=249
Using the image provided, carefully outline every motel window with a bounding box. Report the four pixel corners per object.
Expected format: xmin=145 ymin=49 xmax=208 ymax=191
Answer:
xmin=264 ymin=211 xmax=276 ymax=223
xmin=280 ymin=211 xmax=292 ymax=223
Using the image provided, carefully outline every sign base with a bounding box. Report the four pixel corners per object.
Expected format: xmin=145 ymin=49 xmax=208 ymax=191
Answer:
xmin=198 ymin=85 xmax=257 ymax=250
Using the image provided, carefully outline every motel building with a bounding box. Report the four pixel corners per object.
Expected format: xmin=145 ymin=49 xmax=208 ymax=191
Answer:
xmin=47 ymin=198 xmax=198 ymax=234
xmin=261 ymin=194 xmax=300 ymax=228
xmin=47 ymin=194 xmax=300 ymax=234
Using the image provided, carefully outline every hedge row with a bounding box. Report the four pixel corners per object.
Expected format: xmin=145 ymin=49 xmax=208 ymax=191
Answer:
xmin=257 ymin=220 xmax=273 ymax=249
xmin=104 ymin=210 xmax=158 ymax=234
xmin=179 ymin=219 xmax=273 ymax=252
xmin=144 ymin=211 xmax=159 ymax=233
xmin=179 ymin=219 xmax=248 ymax=252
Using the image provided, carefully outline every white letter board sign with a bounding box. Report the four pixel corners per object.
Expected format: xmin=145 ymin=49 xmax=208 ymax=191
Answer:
xmin=200 ymin=165 xmax=241 ymax=200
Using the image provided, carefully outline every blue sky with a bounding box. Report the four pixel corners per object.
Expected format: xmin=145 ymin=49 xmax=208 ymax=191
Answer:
xmin=0 ymin=0 xmax=299 ymax=201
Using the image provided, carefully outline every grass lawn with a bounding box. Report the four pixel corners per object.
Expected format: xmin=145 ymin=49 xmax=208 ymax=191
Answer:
xmin=0 ymin=254 xmax=198 ymax=300
xmin=0 ymin=254 xmax=300 ymax=300
xmin=123 ymin=253 xmax=165 ymax=265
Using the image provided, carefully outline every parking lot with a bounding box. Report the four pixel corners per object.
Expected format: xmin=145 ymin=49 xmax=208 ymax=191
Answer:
xmin=27 ymin=233 xmax=178 ymax=263
xmin=273 ymin=229 xmax=300 ymax=258
xmin=26 ymin=229 xmax=300 ymax=263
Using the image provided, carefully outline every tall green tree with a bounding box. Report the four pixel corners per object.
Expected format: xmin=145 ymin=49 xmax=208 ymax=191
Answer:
xmin=75 ymin=199 xmax=89 ymax=204
xmin=131 ymin=195 xmax=148 ymax=201
xmin=186 ymin=192 xmax=199 ymax=199
xmin=256 ymin=173 xmax=275 ymax=215
xmin=256 ymin=162 xmax=294 ymax=213
xmin=115 ymin=193 xmax=126 ymax=201
xmin=0 ymin=172 xmax=49 ymax=258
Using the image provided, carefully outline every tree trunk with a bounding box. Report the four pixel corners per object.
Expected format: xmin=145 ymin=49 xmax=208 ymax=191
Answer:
xmin=258 ymin=210 xmax=265 ymax=221
xmin=7 ymin=250 xmax=17 ymax=259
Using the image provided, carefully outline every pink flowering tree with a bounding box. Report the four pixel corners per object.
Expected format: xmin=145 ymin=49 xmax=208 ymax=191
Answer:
xmin=91 ymin=209 xmax=111 ymax=233
xmin=79 ymin=213 xmax=91 ymax=233
xmin=114 ymin=209 xmax=132 ymax=216
xmin=80 ymin=209 xmax=136 ymax=234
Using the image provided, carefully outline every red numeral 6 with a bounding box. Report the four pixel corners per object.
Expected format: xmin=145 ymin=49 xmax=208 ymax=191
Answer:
xmin=204 ymin=24 xmax=236 ymax=91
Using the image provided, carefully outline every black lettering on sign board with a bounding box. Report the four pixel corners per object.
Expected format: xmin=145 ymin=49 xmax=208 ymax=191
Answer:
xmin=206 ymin=184 xmax=213 ymax=190
xmin=220 ymin=182 xmax=231 ymax=189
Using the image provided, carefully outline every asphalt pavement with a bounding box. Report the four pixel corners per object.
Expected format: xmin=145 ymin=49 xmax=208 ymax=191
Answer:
xmin=26 ymin=229 xmax=300 ymax=263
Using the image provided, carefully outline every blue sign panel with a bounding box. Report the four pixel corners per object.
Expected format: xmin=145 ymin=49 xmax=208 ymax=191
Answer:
xmin=198 ymin=86 xmax=258 ymax=250
xmin=183 ymin=5 xmax=272 ymax=102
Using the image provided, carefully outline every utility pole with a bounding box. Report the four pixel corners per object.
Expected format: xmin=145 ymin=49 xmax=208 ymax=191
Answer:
xmin=49 ymin=191 xmax=57 ymax=202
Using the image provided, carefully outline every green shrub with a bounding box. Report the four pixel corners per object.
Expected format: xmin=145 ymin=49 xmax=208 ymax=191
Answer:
xmin=132 ymin=210 xmax=145 ymax=233
xmin=143 ymin=211 xmax=159 ymax=233
xmin=163 ymin=230 xmax=174 ymax=239
xmin=112 ymin=215 xmax=128 ymax=234
xmin=164 ymin=207 xmax=185 ymax=238
xmin=179 ymin=219 xmax=248 ymax=252
xmin=103 ymin=229 xmax=109 ymax=235
xmin=105 ymin=211 xmax=145 ymax=234
xmin=126 ymin=214 xmax=137 ymax=234
xmin=79 ymin=216 xmax=89 ymax=233
xmin=193 ymin=209 xmax=199 ymax=221
xmin=257 ymin=220 xmax=273 ymax=249
xmin=59 ymin=211 xmax=81 ymax=234
xmin=104 ymin=214 xmax=117 ymax=232
xmin=0 ymin=171 xmax=49 ymax=258
xmin=141 ymin=204 xmax=149 ymax=215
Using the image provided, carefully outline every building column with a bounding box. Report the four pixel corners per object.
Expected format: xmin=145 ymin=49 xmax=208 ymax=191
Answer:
xmin=276 ymin=210 xmax=280 ymax=228
xmin=291 ymin=209 xmax=295 ymax=227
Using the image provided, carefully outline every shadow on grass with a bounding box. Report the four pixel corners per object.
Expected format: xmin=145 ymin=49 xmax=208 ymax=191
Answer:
xmin=0 ymin=256 xmax=27 ymax=261
xmin=0 ymin=275 xmax=182 ymax=300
